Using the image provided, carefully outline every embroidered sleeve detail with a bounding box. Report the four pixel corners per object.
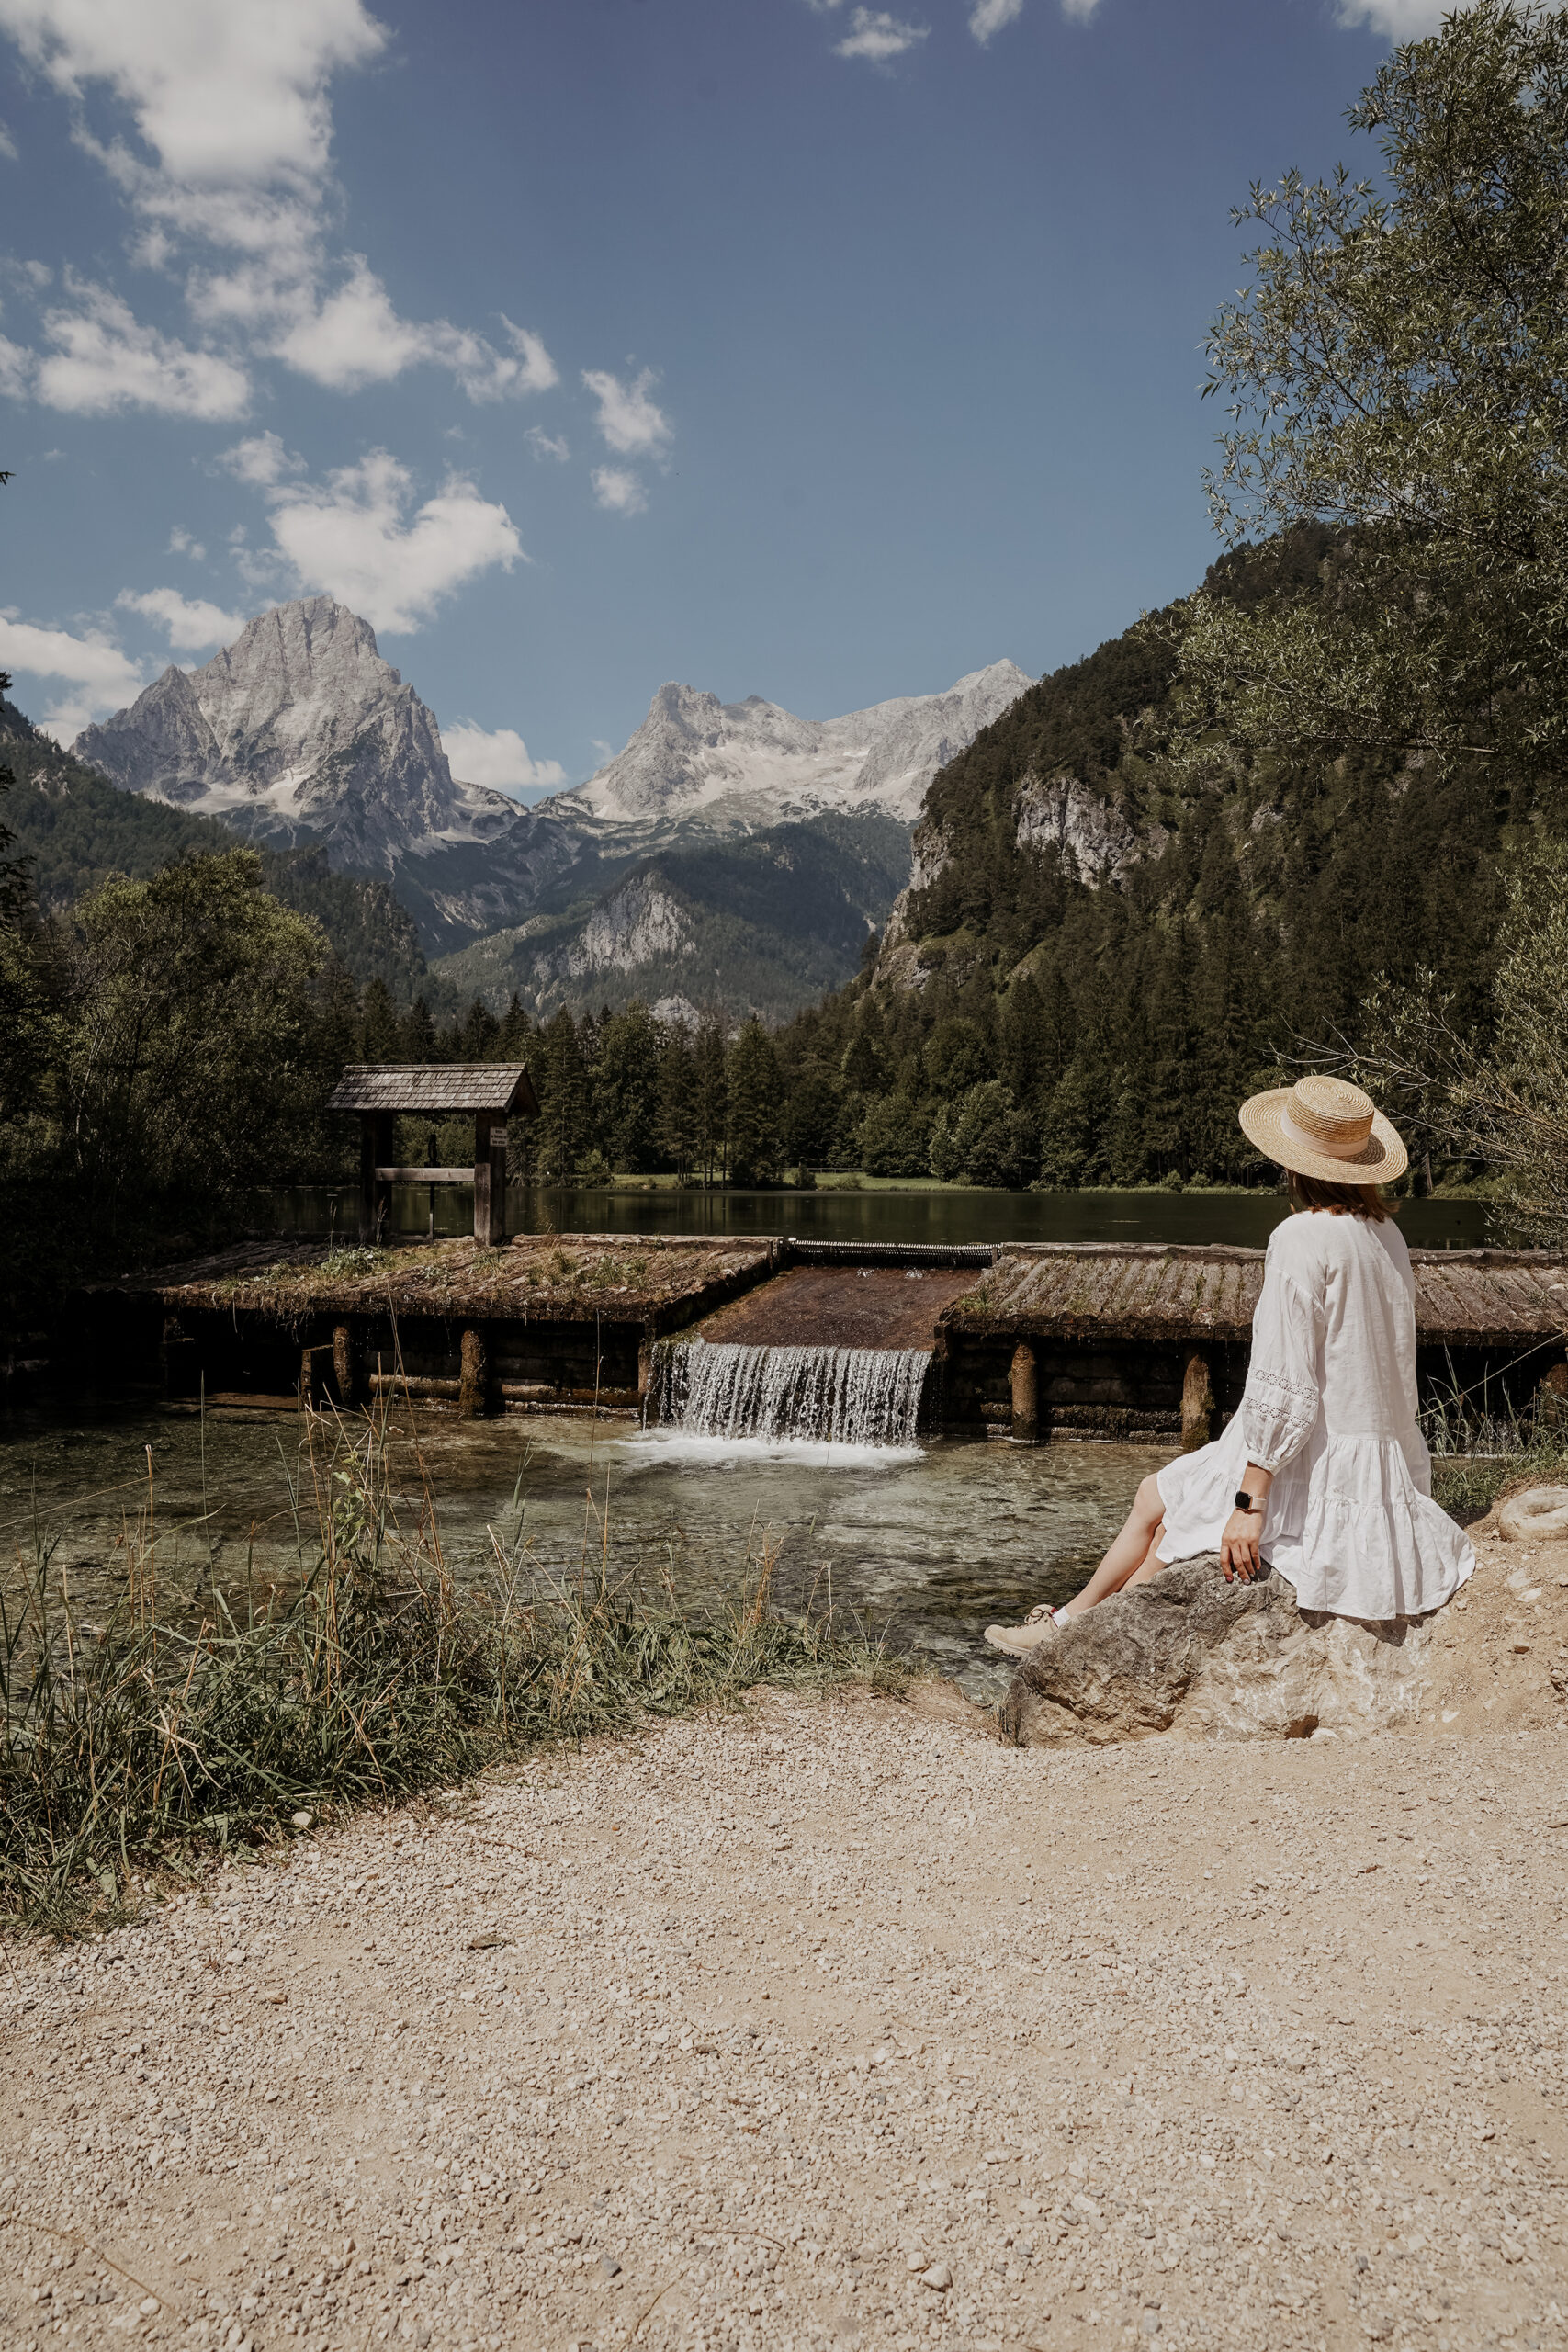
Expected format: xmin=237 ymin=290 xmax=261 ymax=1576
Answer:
xmin=1240 ymin=1267 xmax=1322 ymax=1474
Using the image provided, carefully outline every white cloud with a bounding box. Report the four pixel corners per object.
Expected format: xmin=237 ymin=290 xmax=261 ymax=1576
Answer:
xmin=116 ymin=585 xmax=245 ymax=650
xmin=0 ymin=117 xmax=17 ymax=160
xmin=970 ymin=0 xmax=1024 ymax=40
xmin=592 ymin=466 xmax=648 ymax=516
xmin=526 ymin=424 xmax=570 ymax=463
xmin=264 ymin=449 xmax=523 ymax=632
xmin=0 ymin=611 xmax=143 ymax=738
xmin=1334 ymin=0 xmax=1467 ymax=31
xmin=1060 ymin=0 xmax=1101 ymax=17
xmin=0 ymin=333 xmax=30 ymax=396
xmin=582 ymin=367 xmax=672 ymax=458
xmin=32 ymin=277 xmax=249 ymax=417
xmin=0 ymin=0 xmax=386 ymax=188
xmin=442 ymin=721 xmax=566 ymax=797
xmin=0 ymin=3 xmax=562 ymax=410
xmin=218 ymin=430 xmax=304 ymax=487
xmin=167 ymin=525 xmax=205 ymax=560
xmin=498 ymin=318 xmax=558 ymax=395
xmin=833 ymin=8 xmax=928 ymax=60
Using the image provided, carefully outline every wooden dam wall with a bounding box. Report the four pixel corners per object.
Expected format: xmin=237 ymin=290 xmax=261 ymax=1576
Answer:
xmin=83 ymin=1233 xmax=1568 ymax=1443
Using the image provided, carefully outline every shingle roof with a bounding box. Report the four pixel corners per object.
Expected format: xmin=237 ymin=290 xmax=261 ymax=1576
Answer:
xmin=940 ymin=1241 xmax=1568 ymax=1350
xmin=327 ymin=1063 xmax=539 ymax=1115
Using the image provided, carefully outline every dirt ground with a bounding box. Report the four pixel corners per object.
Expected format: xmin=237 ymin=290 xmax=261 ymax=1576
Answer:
xmin=4 ymin=1508 xmax=1568 ymax=2352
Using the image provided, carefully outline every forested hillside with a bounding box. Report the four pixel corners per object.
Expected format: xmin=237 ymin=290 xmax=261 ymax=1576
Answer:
xmin=761 ymin=526 xmax=1514 ymax=1191
xmin=1 ymin=697 xmax=434 ymax=999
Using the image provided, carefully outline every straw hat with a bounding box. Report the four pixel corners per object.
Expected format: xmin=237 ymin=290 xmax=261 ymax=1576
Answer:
xmin=1237 ymin=1073 xmax=1407 ymax=1184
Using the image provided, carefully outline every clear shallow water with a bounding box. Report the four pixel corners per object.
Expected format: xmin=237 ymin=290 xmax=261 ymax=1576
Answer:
xmin=268 ymin=1183 xmax=1499 ymax=1251
xmin=0 ymin=1394 xmax=1165 ymax=1703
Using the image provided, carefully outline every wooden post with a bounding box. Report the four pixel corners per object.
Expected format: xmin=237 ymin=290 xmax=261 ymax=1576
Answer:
xmin=472 ymin=1115 xmax=506 ymax=1247
xmin=358 ymin=1112 xmax=376 ymax=1240
xmin=1010 ymin=1340 xmax=1039 ymax=1442
xmin=300 ymin=1342 xmax=335 ymax=1407
xmin=360 ymin=1112 xmax=393 ymax=1240
xmin=1539 ymin=1359 xmax=1568 ymax=1436
xmin=473 ymin=1112 xmax=498 ymax=1247
xmin=333 ymin=1323 xmax=357 ymax=1408
xmin=458 ymin=1325 xmax=488 ymax=1419
xmin=1181 ymin=1347 xmax=1215 ymax=1453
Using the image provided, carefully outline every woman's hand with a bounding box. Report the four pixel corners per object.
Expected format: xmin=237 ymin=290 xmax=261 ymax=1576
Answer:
xmin=1220 ymin=1506 xmax=1266 ymax=1583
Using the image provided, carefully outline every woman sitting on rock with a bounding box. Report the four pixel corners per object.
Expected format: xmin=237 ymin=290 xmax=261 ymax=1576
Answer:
xmin=985 ymin=1075 xmax=1476 ymax=1656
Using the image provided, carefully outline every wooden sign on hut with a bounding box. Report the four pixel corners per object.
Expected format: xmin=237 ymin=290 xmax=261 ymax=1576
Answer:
xmin=327 ymin=1063 xmax=540 ymax=1244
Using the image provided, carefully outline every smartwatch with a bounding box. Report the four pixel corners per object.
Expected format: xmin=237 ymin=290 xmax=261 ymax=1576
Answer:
xmin=1234 ymin=1489 xmax=1261 ymax=1514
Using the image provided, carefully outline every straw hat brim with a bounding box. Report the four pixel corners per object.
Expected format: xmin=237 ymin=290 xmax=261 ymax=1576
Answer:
xmin=1238 ymin=1088 xmax=1408 ymax=1184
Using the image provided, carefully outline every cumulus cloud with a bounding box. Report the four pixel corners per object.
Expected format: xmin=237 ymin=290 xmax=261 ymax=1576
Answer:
xmin=0 ymin=117 xmax=17 ymax=160
xmin=32 ymin=277 xmax=249 ymax=417
xmin=167 ymin=525 xmax=204 ymax=559
xmin=218 ymin=430 xmax=305 ymax=487
xmin=592 ymin=466 xmax=648 ymax=516
xmin=0 ymin=610 xmax=143 ymax=740
xmin=833 ymin=8 xmax=928 ymax=60
xmin=116 ymin=585 xmax=246 ymax=650
xmin=582 ymin=367 xmax=672 ymax=458
xmin=1335 ymin=0 xmax=1468 ymax=31
xmin=264 ymin=449 xmax=523 ymax=633
xmin=969 ymin=0 xmax=1024 ymax=40
xmin=442 ymin=721 xmax=566 ymax=797
xmin=0 ymin=2 xmax=560 ymax=410
xmin=526 ymin=425 xmax=570 ymax=463
xmin=1060 ymin=0 xmax=1101 ymax=17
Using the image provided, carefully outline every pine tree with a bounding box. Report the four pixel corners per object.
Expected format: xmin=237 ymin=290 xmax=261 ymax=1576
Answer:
xmin=658 ymin=1019 xmax=699 ymax=1180
xmin=694 ymin=1012 xmax=729 ymax=1185
xmin=536 ymin=1006 xmax=590 ymax=1182
xmin=727 ymin=1015 xmax=781 ymax=1184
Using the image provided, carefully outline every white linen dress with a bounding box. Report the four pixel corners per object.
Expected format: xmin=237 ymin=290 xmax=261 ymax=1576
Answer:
xmin=1155 ymin=1209 xmax=1475 ymax=1619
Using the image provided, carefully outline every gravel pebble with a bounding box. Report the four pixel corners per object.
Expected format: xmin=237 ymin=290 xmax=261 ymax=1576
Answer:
xmin=3 ymin=1690 xmax=1567 ymax=2352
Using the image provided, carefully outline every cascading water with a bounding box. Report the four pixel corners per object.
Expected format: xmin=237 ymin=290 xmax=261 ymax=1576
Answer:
xmin=650 ymin=1339 xmax=931 ymax=1447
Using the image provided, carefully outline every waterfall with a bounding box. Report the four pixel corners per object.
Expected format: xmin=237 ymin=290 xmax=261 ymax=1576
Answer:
xmin=650 ymin=1340 xmax=931 ymax=1448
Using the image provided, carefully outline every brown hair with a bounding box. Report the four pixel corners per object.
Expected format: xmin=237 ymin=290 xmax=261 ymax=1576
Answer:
xmin=1288 ymin=1172 xmax=1392 ymax=1221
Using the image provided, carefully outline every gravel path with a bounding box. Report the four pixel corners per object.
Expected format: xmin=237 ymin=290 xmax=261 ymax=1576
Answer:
xmin=5 ymin=1663 xmax=1568 ymax=2352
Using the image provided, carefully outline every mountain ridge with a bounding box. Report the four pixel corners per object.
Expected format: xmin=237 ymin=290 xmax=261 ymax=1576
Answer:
xmin=73 ymin=597 xmax=511 ymax=871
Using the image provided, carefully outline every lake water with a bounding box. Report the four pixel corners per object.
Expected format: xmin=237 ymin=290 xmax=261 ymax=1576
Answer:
xmin=270 ymin=1182 xmax=1499 ymax=1251
xmin=0 ymin=1391 xmax=1166 ymax=1704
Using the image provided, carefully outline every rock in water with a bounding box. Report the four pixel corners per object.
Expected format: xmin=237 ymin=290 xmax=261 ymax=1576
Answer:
xmin=998 ymin=1555 xmax=1432 ymax=1746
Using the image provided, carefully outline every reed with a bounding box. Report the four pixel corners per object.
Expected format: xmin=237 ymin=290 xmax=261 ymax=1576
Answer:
xmin=1 ymin=1404 xmax=912 ymax=1935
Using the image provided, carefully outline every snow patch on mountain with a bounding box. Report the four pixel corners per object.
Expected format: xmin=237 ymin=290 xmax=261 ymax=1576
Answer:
xmin=572 ymin=660 xmax=1033 ymax=830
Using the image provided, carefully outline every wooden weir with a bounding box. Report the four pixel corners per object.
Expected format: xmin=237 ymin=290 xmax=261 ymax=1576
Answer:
xmin=89 ymin=1231 xmax=1568 ymax=1437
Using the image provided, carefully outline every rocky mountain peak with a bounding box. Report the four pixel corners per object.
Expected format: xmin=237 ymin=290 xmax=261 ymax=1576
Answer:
xmin=73 ymin=596 xmax=509 ymax=870
xmin=572 ymin=658 xmax=1033 ymax=828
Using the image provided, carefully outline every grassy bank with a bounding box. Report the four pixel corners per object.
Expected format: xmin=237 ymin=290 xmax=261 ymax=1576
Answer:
xmin=1 ymin=1408 xmax=915 ymax=1937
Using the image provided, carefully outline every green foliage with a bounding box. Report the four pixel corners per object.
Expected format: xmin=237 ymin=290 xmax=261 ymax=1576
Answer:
xmin=62 ymin=851 xmax=346 ymax=1218
xmin=1179 ymin=0 xmax=1568 ymax=788
xmin=0 ymin=695 xmax=433 ymax=998
xmin=1 ymin=1410 xmax=915 ymax=1933
xmin=726 ymin=1014 xmax=782 ymax=1184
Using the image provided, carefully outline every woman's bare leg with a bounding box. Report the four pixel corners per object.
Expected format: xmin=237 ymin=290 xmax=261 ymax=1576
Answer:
xmin=1059 ymin=1475 xmax=1166 ymax=1617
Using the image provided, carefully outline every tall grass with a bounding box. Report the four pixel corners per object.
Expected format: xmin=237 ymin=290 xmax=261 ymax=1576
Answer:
xmin=1423 ymin=1352 xmax=1568 ymax=1521
xmin=1 ymin=1404 xmax=911 ymax=1935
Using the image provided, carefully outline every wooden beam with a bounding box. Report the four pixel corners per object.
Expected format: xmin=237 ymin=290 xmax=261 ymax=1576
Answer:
xmin=474 ymin=1114 xmax=506 ymax=1247
xmin=373 ymin=1166 xmax=475 ymax=1183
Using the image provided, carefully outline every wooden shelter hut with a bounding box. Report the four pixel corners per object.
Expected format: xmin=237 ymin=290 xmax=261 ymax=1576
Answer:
xmin=327 ymin=1063 xmax=539 ymax=1245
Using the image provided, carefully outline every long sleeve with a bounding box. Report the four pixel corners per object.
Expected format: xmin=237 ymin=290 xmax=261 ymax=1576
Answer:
xmin=1238 ymin=1252 xmax=1322 ymax=1474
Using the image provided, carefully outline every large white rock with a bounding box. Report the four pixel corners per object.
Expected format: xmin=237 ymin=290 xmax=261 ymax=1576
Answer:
xmin=999 ymin=1555 xmax=1435 ymax=1746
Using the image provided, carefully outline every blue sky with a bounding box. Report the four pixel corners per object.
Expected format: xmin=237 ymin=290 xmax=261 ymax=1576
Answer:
xmin=0 ymin=0 xmax=1456 ymax=795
